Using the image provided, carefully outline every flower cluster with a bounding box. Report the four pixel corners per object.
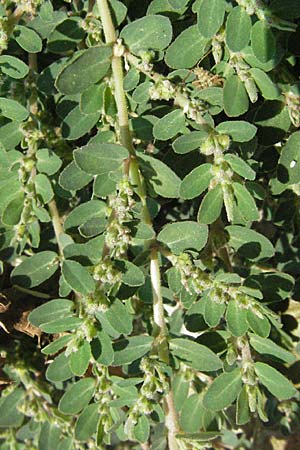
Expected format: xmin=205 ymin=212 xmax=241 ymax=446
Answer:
xmin=124 ymin=357 xmax=169 ymax=438
xmin=284 ymin=90 xmax=300 ymax=128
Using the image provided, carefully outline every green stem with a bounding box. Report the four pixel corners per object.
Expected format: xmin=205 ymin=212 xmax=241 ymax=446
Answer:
xmin=97 ymin=1 xmax=180 ymax=447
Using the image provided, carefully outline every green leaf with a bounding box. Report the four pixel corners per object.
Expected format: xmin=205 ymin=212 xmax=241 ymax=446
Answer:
xmin=246 ymin=310 xmax=270 ymax=338
xmin=0 ymin=55 xmax=29 ymax=79
xmin=251 ymin=20 xmax=276 ymax=63
xmin=115 ymin=260 xmax=145 ymax=287
xmin=236 ymin=385 xmax=250 ymax=425
xmin=62 ymin=260 xmax=96 ymax=295
xmin=254 ymin=100 xmax=291 ymax=146
xmin=13 ymin=25 xmax=43 ymax=53
xmin=139 ymin=153 xmax=181 ymax=198
xmin=56 ymin=46 xmax=112 ymax=95
xmin=170 ymin=338 xmax=223 ymax=372
xmin=59 ymin=161 xmax=93 ymax=192
xmin=133 ymin=415 xmax=150 ymax=443
xmin=0 ymin=388 xmax=24 ymax=428
xmin=112 ymin=335 xmax=153 ymax=366
xmin=120 ymin=15 xmax=172 ymax=55
xmin=105 ymin=299 xmax=133 ymax=335
xmin=226 ymin=6 xmax=251 ymax=52
xmin=223 ymin=75 xmax=249 ymax=117
xmin=75 ymin=403 xmax=99 ymax=441
xmin=172 ymin=130 xmax=208 ymax=154
xmin=180 ymin=163 xmax=213 ymax=200
xmin=153 ymin=110 xmax=186 ymax=141
xmin=215 ymin=121 xmax=257 ymax=143
xmin=232 ymin=182 xmax=259 ymax=222
xmin=36 ymin=148 xmax=62 ymax=175
xmin=197 ymin=185 xmax=223 ymax=224
xmin=224 ymin=155 xmax=256 ymax=180
xmin=91 ymin=330 xmax=114 ymax=366
xmin=165 ymin=25 xmax=209 ymax=69
xmin=41 ymin=317 xmax=82 ymax=334
xmin=204 ymin=295 xmax=226 ymax=327
xmin=180 ymin=393 xmax=214 ymax=432
xmin=226 ymin=300 xmax=248 ymax=336
xmin=29 ymin=299 xmax=74 ymax=327
xmin=64 ymin=199 xmax=106 ymax=231
xmin=2 ymin=192 xmax=24 ymax=226
xmin=46 ymin=352 xmax=73 ymax=382
xmin=254 ymin=362 xmax=296 ymax=400
xmin=249 ymin=334 xmax=295 ymax=364
xmin=158 ymin=221 xmax=208 ymax=255
xmin=35 ymin=173 xmax=54 ymax=204
xmin=47 ymin=17 xmax=85 ymax=53
xmin=42 ymin=335 xmax=73 ymax=355
xmin=203 ymin=369 xmax=243 ymax=411
xmin=249 ymin=68 xmax=280 ymax=100
xmin=0 ymin=98 xmax=28 ymax=121
xmin=64 ymin=235 xmax=105 ymax=266
xmin=197 ymin=0 xmax=225 ymax=39
xmin=58 ymin=378 xmax=96 ymax=415
xmin=276 ymin=131 xmax=300 ymax=187
xmin=61 ymin=105 xmax=100 ymax=141
xmin=80 ymin=83 xmax=105 ymax=115
xmin=70 ymin=341 xmax=91 ymax=376
xmin=38 ymin=422 xmax=61 ymax=450
xmin=11 ymin=251 xmax=59 ymax=288
xmin=74 ymin=143 xmax=128 ymax=176
xmin=226 ymin=225 xmax=274 ymax=261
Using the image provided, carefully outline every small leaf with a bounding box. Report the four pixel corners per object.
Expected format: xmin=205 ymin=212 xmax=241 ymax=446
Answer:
xmin=70 ymin=341 xmax=91 ymax=376
xmin=64 ymin=200 xmax=106 ymax=231
xmin=226 ymin=6 xmax=251 ymax=52
xmin=226 ymin=225 xmax=274 ymax=261
xmin=41 ymin=317 xmax=82 ymax=334
xmin=249 ymin=334 xmax=295 ymax=364
xmin=105 ymin=299 xmax=133 ymax=335
xmin=42 ymin=335 xmax=73 ymax=355
xmin=29 ymin=299 xmax=74 ymax=327
xmin=115 ymin=260 xmax=145 ymax=287
xmin=223 ymin=75 xmax=249 ymax=117
xmin=165 ymin=25 xmax=209 ymax=69
xmin=197 ymin=185 xmax=223 ymax=224
xmin=158 ymin=221 xmax=208 ymax=255
xmin=236 ymin=385 xmax=250 ymax=425
xmin=46 ymin=353 xmax=73 ymax=382
xmin=2 ymin=192 xmax=24 ymax=226
xmin=56 ymin=46 xmax=112 ymax=95
xmin=112 ymin=335 xmax=153 ymax=366
xmin=249 ymin=68 xmax=280 ymax=100
xmin=254 ymin=362 xmax=296 ymax=400
xmin=13 ymin=25 xmax=43 ymax=53
xmin=180 ymin=393 xmax=214 ymax=432
xmin=247 ymin=310 xmax=270 ymax=338
xmin=62 ymin=260 xmax=96 ymax=295
xmin=75 ymin=403 xmax=99 ymax=441
xmin=180 ymin=164 xmax=213 ymax=200
xmin=251 ymin=20 xmax=276 ymax=63
xmin=172 ymin=131 xmax=208 ymax=154
xmin=153 ymin=110 xmax=186 ymax=141
xmin=232 ymin=182 xmax=259 ymax=222
xmin=203 ymin=369 xmax=242 ymax=411
xmin=58 ymin=378 xmax=96 ymax=415
xmin=74 ymin=143 xmax=128 ymax=176
xmin=224 ymin=154 xmax=256 ymax=180
xmin=35 ymin=174 xmax=54 ymax=204
xmin=59 ymin=161 xmax=93 ymax=192
xmin=215 ymin=121 xmax=257 ymax=143
xmin=11 ymin=251 xmax=59 ymax=288
xmin=197 ymin=0 xmax=225 ymax=39
xmin=0 ymin=98 xmax=28 ymax=121
xmin=0 ymin=388 xmax=24 ymax=428
xmin=170 ymin=338 xmax=223 ymax=372
xmin=226 ymin=300 xmax=248 ymax=336
xmin=91 ymin=330 xmax=114 ymax=366
xmin=120 ymin=15 xmax=172 ymax=55
xmin=139 ymin=153 xmax=181 ymax=198
xmin=0 ymin=55 xmax=29 ymax=79
xmin=36 ymin=148 xmax=62 ymax=175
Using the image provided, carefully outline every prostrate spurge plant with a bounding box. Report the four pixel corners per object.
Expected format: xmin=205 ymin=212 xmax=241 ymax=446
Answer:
xmin=0 ymin=0 xmax=299 ymax=449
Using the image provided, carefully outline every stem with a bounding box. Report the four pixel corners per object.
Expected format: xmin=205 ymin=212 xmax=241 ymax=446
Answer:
xmin=97 ymin=2 xmax=180 ymax=446
xmin=48 ymin=199 xmax=64 ymax=257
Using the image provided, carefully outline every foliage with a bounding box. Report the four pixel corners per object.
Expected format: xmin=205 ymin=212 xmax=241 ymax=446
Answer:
xmin=0 ymin=1 xmax=299 ymax=449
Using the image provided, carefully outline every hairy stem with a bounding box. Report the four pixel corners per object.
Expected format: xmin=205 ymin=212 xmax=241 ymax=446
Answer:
xmin=97 ymin=1 xmax=180 ymax=446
